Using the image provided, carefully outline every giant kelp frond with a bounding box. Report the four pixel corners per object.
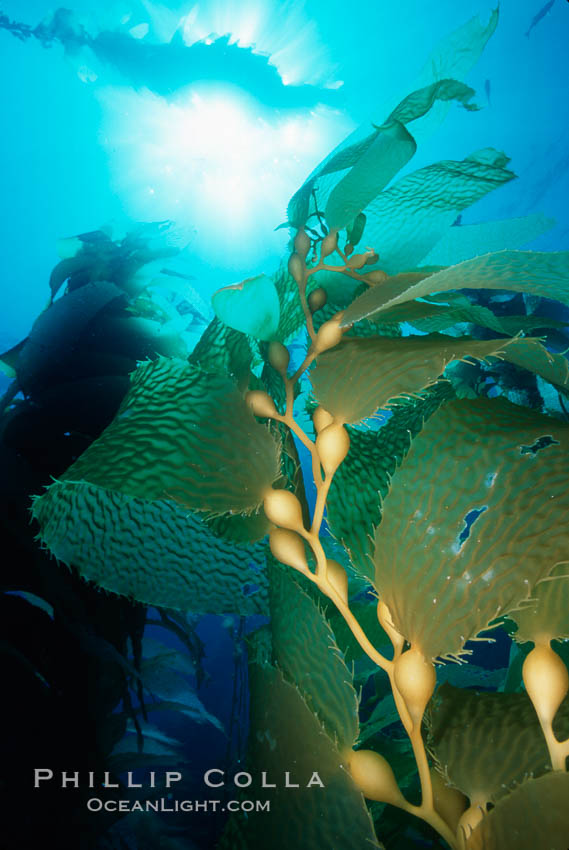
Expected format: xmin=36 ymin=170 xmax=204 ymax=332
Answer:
xmin=507 ymin=563 xmax=569 ymax=644
xmin=212 ymin=274 xmax=281 ymax=341
xmin=373 ymin=398 xmax=569 ymax=661
xmin=326 ymin=382 xmax=453 ymax=577
xmin=218 ymin=649 xmax=381 ymax=850
xmin=385 ymin=291 xmax=569 ymax=337
xmin=465 ymin=772 xmax=569 ymax=850
xmin=189 ymin=316 xmax=254 ymax=389
xmin=324 ymin=121 xmax=417 ymax=232
xmin=360 ymin=149 xmax=515 ymax=274
xmin=421 ymin=213 xmax=555 ymax=267
xmin=429 ymin=684 xmax=569 ymax=804
xmin=287 ymin=78 xmax=488 ymax=231
xmin=269 ymin=562 xmax=359 ymax=748
xmin=310 ymin=334 xmax=533 ymax=424
xmin=32 ymin=483 xmax=268 ymax=615
xmin=342 ymin=251 xmax=569 ymax=326
xmin=53 ymin=357 xmax=280 ymax=514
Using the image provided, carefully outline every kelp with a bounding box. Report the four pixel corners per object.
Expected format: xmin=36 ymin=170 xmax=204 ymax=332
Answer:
xmin=507 ymin=563 xmax=569 ymax=644
xmin=35 ymin=357 xmax=280 ymax=514
xmin=373 ymin=398 xmax=569 ymax=661
xmin=17 ymin=6 xmax=569 ymax=848
xmin=212 ymin=274 xmax=281 ymax=341
xmin=421 ymin=213 xmax=555 ymax=266
xmin=466 ymin=772 xmax=569 ymax=850
xmin=269 ymin=562 xmax=359 ymax=748
xmin=360 ymin=149 xmax=515 ymax=274
xmin=429 ymin=684 xmax=569 ymax=804
xmin=326 ymin=382 xmax=453 ymax=576
xmin=342 ymin=250 xmax=569 ymax=326
xmin=32 ymin=483 xmax=268 ymax=615
xmin=287 ymin=78 xmax=485 ymax=231
xmin=219 ymin=635 xmax=380 ymax=850
xmin=310 ymin=334 xmax=526 ymax=424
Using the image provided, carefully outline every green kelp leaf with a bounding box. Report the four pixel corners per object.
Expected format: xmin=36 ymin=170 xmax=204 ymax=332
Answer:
xmin=287 ymin=126 xmax=397 ymax=230
xmin=418 ymin=8 xmax=498 ymax=86
xmin=373 ymin=398 xmax=569 ymax=661
xmin=342 ymin=250 xmax=569 ymax=326
xmin=358 ymin=694 xmax=404 ymax=744
xmin=496 ymin=337 xmax=569 ymax=394
xmin=212 ymin=274 xmax=280 ymax=341
xmin=310 ymin=334 xmax=520 ymax=424
xmin=221 ymin=659 xmax=381 ymax=850
xmin=325 ymin=121 xmax=417 ymax=232
xmin=421 ymin=213 xmax=555 ymax=266
xmin=205 ymin=510 xmax=270 ymax=544
xmin=395 ymin=293 xmax=569 ymax=337
xmin=327 ymin=383 xmax=453 ymax=577
xmin=314 ymin=298 xmax=401 ymax=340
xmin=346 ymin=212 xmax=367 ymax=247
xmin=32 ymin=482 xmax=268 ymax=615
xmin=466 ymin=772 xmax=569 ymax=850
xmin=189 ymin=316 xmax=253 ymax=388
xmin=430 ymin=684 xmax=569 ymax=805
xmin=53 ymin=358 xmax=280 ymax=514
xmin=269 ymin=562 xmax=359 ymax=748
xmin=140 ymin=658 xmax=224 ymax=732
xmin=507 ymin=564 xmax=569 ymax=644
xmin=288 ymin=74 xmax=489 ymax=231
xmin=387 ymin=79 xmax=478 ymax=125
xmin=360 ymin=151 xmax=515 ymax=275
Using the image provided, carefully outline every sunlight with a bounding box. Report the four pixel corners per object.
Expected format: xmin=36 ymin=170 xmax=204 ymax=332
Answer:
xmin=98 ymin=84 xmax=352 ymax=271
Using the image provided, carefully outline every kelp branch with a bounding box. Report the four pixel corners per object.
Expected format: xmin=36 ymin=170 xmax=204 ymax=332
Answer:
xmin=253 ymin=233 xmax=461 ymax=847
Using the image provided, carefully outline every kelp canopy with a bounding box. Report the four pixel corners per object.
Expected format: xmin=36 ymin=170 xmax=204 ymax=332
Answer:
xmin=6 ymin=5 xmax=569 ymax=850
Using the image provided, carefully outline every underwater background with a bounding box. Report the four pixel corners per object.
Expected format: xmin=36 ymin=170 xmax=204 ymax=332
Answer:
xmin=2 ymin=1 xmax=569 ymax=849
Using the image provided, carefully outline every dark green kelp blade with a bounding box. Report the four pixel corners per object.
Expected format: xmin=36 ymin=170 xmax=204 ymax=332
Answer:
xmin=269 ymin=562 xmax=359 ymax=749
xmin=32 ymin=484 xmax=268 ymax=615
xmin=218 ymin=642 xmax=381 ymax=849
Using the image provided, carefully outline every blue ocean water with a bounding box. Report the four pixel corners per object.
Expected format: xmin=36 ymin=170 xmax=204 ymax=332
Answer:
xmin=2 ymin=2 xmax=569 ymax=849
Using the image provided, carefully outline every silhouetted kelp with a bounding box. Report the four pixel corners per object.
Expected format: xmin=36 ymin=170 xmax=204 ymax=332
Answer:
xmin=0 ymin=222 xmax=227 ymax=850
xmin=0 ymin=7 xmax=340 ymax=107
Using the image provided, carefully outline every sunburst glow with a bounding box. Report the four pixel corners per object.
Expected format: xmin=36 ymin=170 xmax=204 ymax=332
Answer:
xmin=99 ymin=84 xmax=353 ymax=273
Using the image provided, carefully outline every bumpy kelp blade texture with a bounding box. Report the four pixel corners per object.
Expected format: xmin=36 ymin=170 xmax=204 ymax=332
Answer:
xmin=429 ymin=684 xmax=569 ymax=805
xmin=269 ymin=562 xmax=359 ymax=748
xmin=324 ymin=120 xmax=416 ymax=232
xmin=342 ymin=250 xmax=569 ymax=326
xmin=326 ymin=383 xmax=452 ymax=576
xmin=508 ymin=563 xmax=569 ymax=644
xmin=361 ymin=149 xmax=515 ymax=274
xmin=50 ymin=357 xmax=280 ymax=514
xmin=310 ymin=334 xmax=520 ymax=424
xmin=32 ymin=483 xmax=268 ymax=615
xmin=220 ymin=656 xmax=380 ymax=850
xmin=466 ymin=772 xmax=569 ymax=850
xmin=189 ymin=316 xmax=253 ymax=389
xmin=211 ymin=274 xmax=280 ymax=341
xmin=373 ymin=398 xmax=569 ymax=661
xmin=287 ymin=79 xmax=480 ymax=231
